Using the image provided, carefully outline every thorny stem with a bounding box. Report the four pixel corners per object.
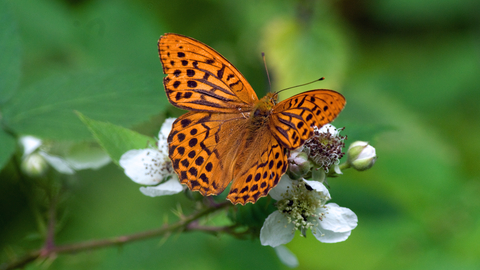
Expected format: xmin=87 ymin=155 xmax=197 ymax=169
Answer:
xmin=41 ymin=195 xmax=57 ymax=257
xmin=1 ymin=201 xmax=230 ymax=270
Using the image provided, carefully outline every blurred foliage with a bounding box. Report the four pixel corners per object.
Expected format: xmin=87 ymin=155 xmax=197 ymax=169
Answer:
xmin=1 ymin=0 xmax=480 ymax=269
xmin=76 ymin=112 xmax=154 ymax=165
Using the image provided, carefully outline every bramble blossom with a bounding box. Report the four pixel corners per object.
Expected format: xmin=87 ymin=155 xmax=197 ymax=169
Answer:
xmin=119 ymin=118 xmax=183 ymax=197
xmin=20 ymin=136 xmax=110 ymax=176
xmin=260 ymin=175 xmax=357 ymax=247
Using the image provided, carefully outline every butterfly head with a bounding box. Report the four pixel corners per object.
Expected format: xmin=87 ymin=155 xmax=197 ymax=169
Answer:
xmin=250 ymin=92 xmax=278 ymax=128
xmin=256 ymin=92 xmax=278 ymax=111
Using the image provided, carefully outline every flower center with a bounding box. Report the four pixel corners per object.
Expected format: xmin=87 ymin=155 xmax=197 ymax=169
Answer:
xmin=303 ymin=126 xmax=346 ymax=172
xmin=276 ymin=181 xmax=324 ymax=235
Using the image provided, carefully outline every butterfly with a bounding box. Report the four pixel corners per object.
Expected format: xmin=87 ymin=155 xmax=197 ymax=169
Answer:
xmin=158 ymin=33 xmax=345 ymax=205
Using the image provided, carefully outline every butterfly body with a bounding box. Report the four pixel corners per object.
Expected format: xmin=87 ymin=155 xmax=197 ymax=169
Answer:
xmin=158 ymin=33 xmax=345 ymax=205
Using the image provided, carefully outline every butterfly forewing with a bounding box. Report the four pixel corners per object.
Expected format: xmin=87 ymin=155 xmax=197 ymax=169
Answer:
xmin=158 ymin=33 xmax=258 ymax=113
xmin=270 ymin=90 xmax=346 ymax=149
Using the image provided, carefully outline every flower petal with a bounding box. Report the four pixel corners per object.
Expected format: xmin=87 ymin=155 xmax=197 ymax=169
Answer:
xmin=333 ymin=164 xmax=342 ymax=174
xmin=309 ymin=203 xmax=357 ymax=243
xmin=139 ymin=177 xmax=183 ymax=197
xmin=159 ymin=118 xmax=176 ymax=138
xmin=20 ymin=136 xmax=42 ymax=157
xmin=312 ymin=228 xmax=352 ymax=243
xmin=119 ymin=149 xmax=166 ymax=185
xmin=64 ymin=143 xmax=111 ymax=170
xmin=303 ymin=179 xmax=329 ymax=196
xmin=260 ymin=211 xmax=295 ymax=247
xmin=318 ymin=124 xmax=338 ymax=136
xmin=274 ymin=246 xmax=299 ymax=268
xmin=39 ymin=152 xmax=75 ymax=175
xmin=158 ymin=118 xmax=176 ymax=153
xmin=319 ymin=203 xmax=358 ymax=232
xmin=269 ymin=175 xmax=293 ymax=200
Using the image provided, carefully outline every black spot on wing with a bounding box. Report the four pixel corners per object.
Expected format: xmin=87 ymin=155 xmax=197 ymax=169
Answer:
xmin=217 ymin=64 xmax=225 ymax=79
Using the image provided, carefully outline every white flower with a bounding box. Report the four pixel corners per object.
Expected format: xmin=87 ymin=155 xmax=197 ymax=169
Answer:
xmin=119 ymin=118 xmax=183 ymax=197
xmin=19 ymin=136 xmax=110 ymax=176
xmin=119 ymin=149 xmax=167 ymax=185
xmin=260 ymin=175 xmax=357 ymax=247
xmin=347 ymin=141 xmax=377 ymax=171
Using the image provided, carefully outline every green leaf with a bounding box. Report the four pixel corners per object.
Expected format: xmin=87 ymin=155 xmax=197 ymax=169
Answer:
xmin=2 ymin=68 xmax=166 ymax=141
xmin=0 ymin=129 xmax=16 ymax=171
xmin=77 ymin=0 xmax=165 ymax=72
xmin=370 ymin=0 xmax=477 ymax=27
xmin=0 ymin=0 xmax=22 ymax=104
xmin=262 ymin=7 xmax=350 ymax=98
xmin=76 ymin=111 xmax=155 ymax=165
xmin=6 ymin=0 xmax=77 ymax=65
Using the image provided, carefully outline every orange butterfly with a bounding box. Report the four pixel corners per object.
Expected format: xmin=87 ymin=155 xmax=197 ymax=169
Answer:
xmin=158 ymin=33 xmax=345 ymax=205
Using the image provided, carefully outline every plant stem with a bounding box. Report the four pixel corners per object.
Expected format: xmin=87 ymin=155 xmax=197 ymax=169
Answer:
xmin=1 ymin=202 xmax=230 ymax=270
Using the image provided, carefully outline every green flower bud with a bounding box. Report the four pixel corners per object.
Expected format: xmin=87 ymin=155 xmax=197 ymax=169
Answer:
xmin=288 ymin=147 xmax=312 ymax=179
xmin=21 ymin=153 xmax=48 ymax=177
xmin=347 ymin=141 xmax=377 ymax=171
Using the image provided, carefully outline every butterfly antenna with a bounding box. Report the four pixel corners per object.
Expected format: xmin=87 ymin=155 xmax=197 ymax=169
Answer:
xmin=276 ymin=77 xmax=325 ymax=94
xmin=262 ymin=52 xmax=272 ymax=92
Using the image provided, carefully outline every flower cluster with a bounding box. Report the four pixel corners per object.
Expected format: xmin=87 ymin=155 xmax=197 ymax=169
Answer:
xmin=288 ymin=124 xmax=346 ymax=182
xmin=119 ymin=119 xmax=377 ymax=267
xmin=260 ymin=124 xmax=360 ymax=248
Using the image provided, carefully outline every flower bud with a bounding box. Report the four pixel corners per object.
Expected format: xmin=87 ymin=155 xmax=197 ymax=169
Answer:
xmin=347 ymin=141 xmax=376 ymax=171
xmin=21 ymin=153 xmax=48 ymax=177
xmin=288 ymin=148 xmax=312 ymax=179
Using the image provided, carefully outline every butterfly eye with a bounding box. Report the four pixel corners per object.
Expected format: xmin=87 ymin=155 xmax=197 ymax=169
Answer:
xmin=272 ymin=93 xmax=278 ymax=105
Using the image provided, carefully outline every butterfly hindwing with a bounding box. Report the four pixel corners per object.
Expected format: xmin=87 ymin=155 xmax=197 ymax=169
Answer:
xmin=158 ymin=33 xmax=258 ymax=113
xmin=270 ymin=90 xmax=346 ymax=149
xmin=227 ymin=129 xmax=288 ymax=205
xmin=168 ymin=111 xmax=249 ymax=196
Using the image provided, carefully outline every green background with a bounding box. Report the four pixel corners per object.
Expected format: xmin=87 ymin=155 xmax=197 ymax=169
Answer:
xmin=1 ymin=0 xmax=479 ymax=269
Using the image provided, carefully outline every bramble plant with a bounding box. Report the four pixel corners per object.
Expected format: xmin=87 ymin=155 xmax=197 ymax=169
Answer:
xmin=4 ymin=115 xmax=376 ymax=269
xmin=1 ymin=0 xmax=477 ymax=268
xmin=0 ymin=3 xmax=378 ymax=268
xmin=119 ymin=119 xmax=375 ymax=266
